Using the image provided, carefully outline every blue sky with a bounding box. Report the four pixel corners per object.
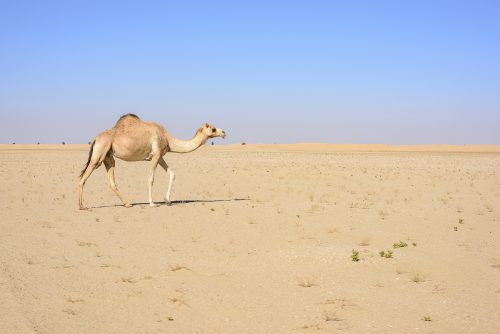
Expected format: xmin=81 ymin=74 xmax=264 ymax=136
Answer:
xmin=1 ymin=0 xmax=499 ymax=144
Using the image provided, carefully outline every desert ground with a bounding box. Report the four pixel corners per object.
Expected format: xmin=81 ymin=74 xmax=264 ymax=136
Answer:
xmin=1 ymin=143 xmax=499 ymax=333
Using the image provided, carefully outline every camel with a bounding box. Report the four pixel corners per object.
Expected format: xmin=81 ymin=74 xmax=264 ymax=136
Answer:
xmin=78 ymin=114 xmax=226 ymax=210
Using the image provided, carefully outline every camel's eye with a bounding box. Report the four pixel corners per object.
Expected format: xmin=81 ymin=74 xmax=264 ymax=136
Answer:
xmin=212 ymin=128 xmax=216 ymax=133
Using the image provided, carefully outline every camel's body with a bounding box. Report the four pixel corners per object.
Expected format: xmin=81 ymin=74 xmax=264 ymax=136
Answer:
xmin=78 ymin=114 xmax=225 ymax=209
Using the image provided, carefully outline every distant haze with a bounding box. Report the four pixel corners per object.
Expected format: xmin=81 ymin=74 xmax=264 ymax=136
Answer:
xmin=1 ymin=1 xmax=499 ymax=144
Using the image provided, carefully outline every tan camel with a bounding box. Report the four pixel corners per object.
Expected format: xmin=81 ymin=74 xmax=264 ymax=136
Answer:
xmin=78 ymin=114 xmax=226 ymax=209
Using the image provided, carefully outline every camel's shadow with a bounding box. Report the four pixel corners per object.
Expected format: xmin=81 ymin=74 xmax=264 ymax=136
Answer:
xmin=89 ymin=198 xmax=250 ymax=209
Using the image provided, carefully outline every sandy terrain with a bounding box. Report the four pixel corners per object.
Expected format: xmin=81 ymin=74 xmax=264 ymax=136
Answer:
xmin=1 ymin=144 xmax=499 ymax=333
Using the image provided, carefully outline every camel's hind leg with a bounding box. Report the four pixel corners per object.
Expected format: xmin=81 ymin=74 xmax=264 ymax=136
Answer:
xmin=159 ymin=157 xmax=175 ymax=205
xmin=79 ymin=161 xmax=99 ymax=210
xmin=78 ymin=135 xmax=112 ymax=210
xmin=103 ymin=155 xmax=131 ymax=208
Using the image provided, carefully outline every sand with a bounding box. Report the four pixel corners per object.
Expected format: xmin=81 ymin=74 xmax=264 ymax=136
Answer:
xmin=1 ymin=144 xmax=499 ymax=333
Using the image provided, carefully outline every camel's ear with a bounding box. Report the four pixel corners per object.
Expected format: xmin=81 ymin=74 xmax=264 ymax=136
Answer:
xmin=204 ymin=122 xmax=209 ymax=128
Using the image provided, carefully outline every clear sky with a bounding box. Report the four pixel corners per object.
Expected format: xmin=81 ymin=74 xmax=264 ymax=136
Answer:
xmin=1 ymin=0 xmax=499 ymax=144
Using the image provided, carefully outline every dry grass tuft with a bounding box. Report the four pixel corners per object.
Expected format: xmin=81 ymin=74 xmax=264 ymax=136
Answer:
xmin=297 ymin=278 xmax=318 ymax=288
xmin=411 ymin=272 xmax=426 ymax=283
xmin=322 ymin=309 xmax=343 ymax=322
xmin=358 ymin=238 xmax=370 ymax=246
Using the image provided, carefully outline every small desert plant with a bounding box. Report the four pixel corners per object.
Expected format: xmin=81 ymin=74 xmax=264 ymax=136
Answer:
xmin=412 ymin=242 xmax=417 ymax=247
xmin=458 ymin=218 xmax=464 ymax=224
xmin=379 ymin=250 xmax=393 ymax=258
xmin=351 ymin=249 xmax=360 ymax=262
xmin=454 ymin=226 xmax=458 ymax=231
xmin=393 ymin=241 xmax=408 ymax=248
xmin=422 ymin=315 xmax=432 ymax=321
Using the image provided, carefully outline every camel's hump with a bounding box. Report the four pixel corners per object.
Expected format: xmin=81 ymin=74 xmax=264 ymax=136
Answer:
xmin=115 ymin=113 xmax=141 ymax=127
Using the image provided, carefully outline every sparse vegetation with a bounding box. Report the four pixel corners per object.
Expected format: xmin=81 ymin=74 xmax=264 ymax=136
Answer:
xmin=458 ymin=218 xmax=464 ymax=224
xmin=351 ymin=249 xmax=360 ymax=262
xmin=422 ymin=315 xmax=432 ymax=321
xmin=379 ymin=250 xmax=393 ymax=258
xmin=393 ymin=241 xmax=408 ymax=248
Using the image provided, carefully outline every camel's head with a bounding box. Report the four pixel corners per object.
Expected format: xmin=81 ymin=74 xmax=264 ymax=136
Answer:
xmin=202 ymin=123 xmax=226 ymax=139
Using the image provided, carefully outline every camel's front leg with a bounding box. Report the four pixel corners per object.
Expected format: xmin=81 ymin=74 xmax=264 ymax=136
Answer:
xmin=159 ymin=158 xmax=175 ymax=205
xmin=148 ymin=157 xmax=160 ymax=207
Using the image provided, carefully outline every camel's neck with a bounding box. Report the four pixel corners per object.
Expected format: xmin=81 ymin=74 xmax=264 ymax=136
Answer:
xmin=166 ymin=128 xmax=208 ymax=153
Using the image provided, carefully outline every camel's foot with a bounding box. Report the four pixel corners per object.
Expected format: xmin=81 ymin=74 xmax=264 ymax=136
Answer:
xmin=164 ymin=200 xmax=172 ymax=206
xmin=79 ymin=206 xmax=88 ymax=210
xmin=124 ymin=203 xmax=132 ymax=208
xmin=149 ymin=202 xmax=159 ymax=207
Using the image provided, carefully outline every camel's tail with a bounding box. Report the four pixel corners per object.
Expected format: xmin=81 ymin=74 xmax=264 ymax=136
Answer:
xmin=80 ymin=140 xmax=95 ymax=179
